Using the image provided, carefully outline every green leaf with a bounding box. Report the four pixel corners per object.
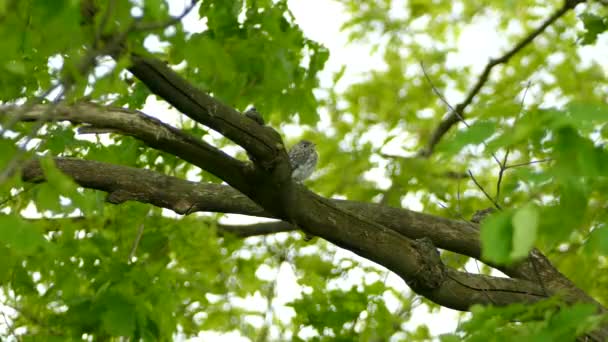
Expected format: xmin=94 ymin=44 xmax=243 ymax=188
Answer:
xmin=480 ymin=210 xmax=513 ymax=264
xmin=440 ymin=334 xmax=462 ymax=342
xmin=541 ymin=303 xmax=599 ymax=339
xmin=437 ymin=121 xmax=495 ymax=156
xmin=584 ymin=225 xmax=608 ymax=255
xmin=0 ymin=214 xmax=47 ymax=255
xmin=510 ymin=204 xmax=538 ymax=260
xmin=566 ymin=102 xmax=608 ymax=122
xmin=101 ymin=294 xmax=136 ymax=337
xmin=0 ymin=138 xmax=18 ymax=170
xmin=579 ymin=13 xmax=608 ymax=45
xmin=4 ymin=60 xmax=26 ymax=75
xmin=35 ymin=183 xmax=63 ymax=212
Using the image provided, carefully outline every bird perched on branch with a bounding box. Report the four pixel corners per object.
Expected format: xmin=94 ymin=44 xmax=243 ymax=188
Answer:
xmin=471 ymin=207 xmax=497 ymax=224
xmin=288 ymin=140 xmax=318 ymax=241
xmin=288 ymin=140 xmax=318 ymax=182
xmin=243 ymin=106 xmax=265 ymax=125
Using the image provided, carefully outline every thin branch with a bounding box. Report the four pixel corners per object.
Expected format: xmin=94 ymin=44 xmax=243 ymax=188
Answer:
xmin=93 ymin=0 xmax=117 ymax=49
xmin=381 ymin=153 xmax=468 ymax=179
xmin=133 ymin=0 xmax=198 ymax=32
xmin=128 ymin=221 xmax=146 ymax=262
xmin=474 ymin=259 xmax=497 ymax=305
xmin=495 ymin=149 xmax=509 ymax=203
xmin=468 ymin=170 xmax=502 ymax=210
xmin=0 ymin=310 xmax=19 ymax=342
xmin=255 ymin=252 xmax=280 ymax=342
xmin=504 ymin=158 xmax=553 ymax=170
xmin=419 ymin=0 xmax=584 ymax=157
xmin=0 ymin=185 xmax=34 ymax=207
xmin=495 ymin=81 xmax=531 ymax=202
xmin=419 ymin=62 xmax=502 ymax=166
xmin=457 ymin=178 xmax=462 ymax=215
xmin=436 ymin=200 xmax=467 ymax=222
xmin=419 ymin=61 xmax=458 ymax=115
xmin=1 ymin=0 xmax=189 ymax=184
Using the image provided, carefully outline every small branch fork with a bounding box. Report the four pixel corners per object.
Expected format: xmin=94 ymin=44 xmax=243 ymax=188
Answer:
xmin=421 ymin=63 xmax=549 ymax=209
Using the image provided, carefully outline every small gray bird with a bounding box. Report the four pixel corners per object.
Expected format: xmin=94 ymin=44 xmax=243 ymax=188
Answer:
xmin=471 ymin=207 xmax=497 ymax=224
xmin=288 ymin=140 xmax=318 ymax=182
xmin=243 ymin=106 xmax=265 ymax=125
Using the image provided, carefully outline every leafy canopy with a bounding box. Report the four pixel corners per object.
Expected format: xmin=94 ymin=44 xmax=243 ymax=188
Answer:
xmin=0 ymin=0 xmax=607 ymax=340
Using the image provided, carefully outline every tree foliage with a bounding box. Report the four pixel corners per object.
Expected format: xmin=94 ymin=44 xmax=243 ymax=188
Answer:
xmin=0 ymin=0 xmax=608 ymax=340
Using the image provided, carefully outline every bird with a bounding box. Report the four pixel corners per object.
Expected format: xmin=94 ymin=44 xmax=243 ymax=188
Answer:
xmin=287 ymin=140 xmax=318 ymax=241
xmin=470 ymin=207 xmax=497 ymax=224
xmin=243 ymin=106 xmax=265 ymax=125
xmin=288 ymin=140 xmax=318 ymax=182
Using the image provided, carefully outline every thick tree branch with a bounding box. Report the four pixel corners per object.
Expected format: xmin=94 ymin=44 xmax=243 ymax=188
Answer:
xmin=216 ymin=221 xmax=298 ymax=238
xmin=76 ymin=6 xmax=432 ymax=306
xmin=67 ymin=25 xmax=454 ymax=300
xmin=21 ymin=204 xmax=550 ymax=311
xmin=419 ymin=0 xmax=585 ymax=157
xmin=19 ymin=157 xmax=606 ymax=314
xmin=126 ymin=54 xmax=287 ymax=173
xmin=0 ymin=102 xmax=252 ymax=192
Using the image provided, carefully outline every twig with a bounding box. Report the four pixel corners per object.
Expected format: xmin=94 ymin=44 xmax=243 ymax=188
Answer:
xmin=436 ymin=200 xmax=466 ymax=221
xmin=468 ymin=170 xmax=502 ymax=210
xmin=134 ymin=0 xmax=198 ymax=32
xmin=93 ymin=0 xmax=117 ymax=48
xmin=457 ymin=178 xmax=462 ymax=215
xmin=419 ymin=61 xmax=458 ymax=115
xmin=419 ymin=62 xmax=502 ymax=166
xmin=0 ymin=185 xmax=34 ymax=207
xmin=495 ymin=81 xmax=531 ymax=201
xmin=0 ymin=310 xmax=19 ymax=342
xmin=495 ymin=149 xmax=510 ymax=202
xmin=254 ymin=248 xmax=280 ymax=342
xmin=0 ymin=8 xmax=133 ymax=184
xmin=419 ymin=0 xmax=583 ymax=157
xmin=504 ymin=158 xmax=553 ymax=170
xmin=128 ymin=220 xmax=146 ymax=262
xmin=0 ymin=0 xmax=191 ymax=183
xmin=474 ymin=260 xmax=497 ymax=304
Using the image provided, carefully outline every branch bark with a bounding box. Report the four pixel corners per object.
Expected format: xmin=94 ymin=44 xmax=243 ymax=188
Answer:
xmin=20 ymin=160 xmax=552 ymax=311
xmin=6 ymin=101 xmax=602 ymax=316
xmin=1 ymin=102 xmax=252 ymax=191
xmin=19 ymin=157 xmax=606 ymax=316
